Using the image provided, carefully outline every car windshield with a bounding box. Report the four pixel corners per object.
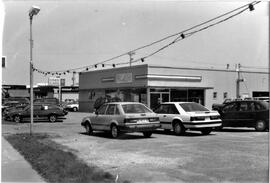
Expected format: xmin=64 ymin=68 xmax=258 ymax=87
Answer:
xmin=179 ymin=103 xmax=209 ymax=112
xmin=121 ymin=104 xmax=153 ymax=114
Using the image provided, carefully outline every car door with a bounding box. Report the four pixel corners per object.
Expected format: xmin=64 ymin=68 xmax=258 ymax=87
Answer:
xmin=34 ymin=105 xmax=43 ymax=119
xmin=92 ymin=104 xmax=108 ymax=130
xmin=236 ymin=101 xmax=256 ymax=127
xmin=154 ymin=104 xmax=179 ymax=129
xmin=103 ymin=104 xmax=117 ymax=130
xmin=220 ymin=102 xmax=239 ymax=127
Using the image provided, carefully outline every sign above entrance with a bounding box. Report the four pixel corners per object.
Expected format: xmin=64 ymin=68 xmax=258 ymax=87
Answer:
xmin=48 ymin=77 xmax=65 ymax=86
xmin=115 ymin=73 xmax=133 ymax=84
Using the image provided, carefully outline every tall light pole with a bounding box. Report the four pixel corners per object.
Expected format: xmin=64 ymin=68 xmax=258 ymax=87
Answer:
xmin=29 ymin=6 xmax=40 ymax=135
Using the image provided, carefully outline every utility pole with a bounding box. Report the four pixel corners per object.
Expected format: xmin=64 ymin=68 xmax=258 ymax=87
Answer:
xmin=58 ymin=76 xmax=61 ymax=104
xmin=72 ymin=72 xmax=75 ymax=86
xmin=29 ymin=6 xmax=40 ymax=135
xmin=128 ymin=52 xmax=135 ymax=67
xmin=236 ymin=63 xmax=244 ymax=99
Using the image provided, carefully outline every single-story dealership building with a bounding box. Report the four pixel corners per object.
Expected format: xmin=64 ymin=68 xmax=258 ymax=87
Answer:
xmin=79 ymin=64 xmax=269 ymax=112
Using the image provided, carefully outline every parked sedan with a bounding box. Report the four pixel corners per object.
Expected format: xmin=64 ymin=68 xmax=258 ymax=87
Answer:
xmin=218 ymin=100 xmax=269 ymax=131
xmin=81 ymin=102 xmax=160 ymax=138
xmin=5 ymin=104 xmax=68 ymax=123
xmin=154 ymin=102 xmax=222 ymax=135
xmin=64 ymin=102 xmax=79 ymax=112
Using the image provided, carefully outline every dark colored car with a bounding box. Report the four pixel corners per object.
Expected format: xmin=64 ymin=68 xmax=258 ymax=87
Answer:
xmin=34 ymin=97 xmax=60 ymax=106
xmin=5 ymin=104 xmax=68 ymax=123
xmin=212 ymin=98 xmax=233 ymax=111
xmin=218 ymin=100 xmax=269 ymax=131
xmin=2 ymin=97 xmax=30 ymax=112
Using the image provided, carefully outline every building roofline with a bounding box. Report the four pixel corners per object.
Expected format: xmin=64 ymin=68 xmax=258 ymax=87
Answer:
xmin=80 ymin=63 xmax=268 ymax=75
xmin=147 ymin=64 xmax=269 ymax=74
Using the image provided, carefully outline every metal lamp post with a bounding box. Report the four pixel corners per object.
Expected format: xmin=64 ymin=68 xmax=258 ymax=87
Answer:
xmin=29 ymin=6 xmax=40 ymax=135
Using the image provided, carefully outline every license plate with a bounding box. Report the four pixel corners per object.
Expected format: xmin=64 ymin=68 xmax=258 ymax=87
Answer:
xmin=137 ymin=119 xmax=149 ymax=123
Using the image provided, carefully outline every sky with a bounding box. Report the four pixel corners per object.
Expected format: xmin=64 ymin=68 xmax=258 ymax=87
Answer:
xmin=1 ymin=0 xmax=269 ymax=86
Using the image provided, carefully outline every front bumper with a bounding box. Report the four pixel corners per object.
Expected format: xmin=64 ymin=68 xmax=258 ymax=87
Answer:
xmin=118 ymin=122 xmax=161 ymax=133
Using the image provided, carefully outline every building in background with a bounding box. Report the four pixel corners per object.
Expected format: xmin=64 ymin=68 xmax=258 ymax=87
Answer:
xmin=79 ymin=64 xmax=269 ymax=112
xmin=2 ymin=84 xmax=79 ymax=103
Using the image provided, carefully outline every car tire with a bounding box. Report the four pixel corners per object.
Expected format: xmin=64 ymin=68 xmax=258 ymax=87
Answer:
xmin=173 ymin=122 xmax=185 ymax=135
xmin=201 ymin=128 xmax=212 ymax=135
xmin=13 ymin=115 xmax=21 ymax=123
xmin=73 ymin=107 xmax=78 ymax=112
xmin=255 ymin=120 xmax=266 ymax=132
xmin=143 ymin=132 xmax=152 ymax=138
xmin=85 ymin=122 xmax=93 ymax=135
xmin=111 ymin=124 xmax=119 ymax=138
xmin=48 ymin=114 xmax=57 ymax=123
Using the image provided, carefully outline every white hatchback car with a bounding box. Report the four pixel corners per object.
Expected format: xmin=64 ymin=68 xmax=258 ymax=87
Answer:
xmin=154 ymin=102 xmax=222 ymax=135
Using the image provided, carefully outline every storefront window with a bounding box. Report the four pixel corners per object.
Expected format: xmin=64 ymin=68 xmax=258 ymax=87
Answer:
xmin=171 ymin=89 xmax=204 ymax=105
xmin=105 ymin=88 xmax=146 ymax=104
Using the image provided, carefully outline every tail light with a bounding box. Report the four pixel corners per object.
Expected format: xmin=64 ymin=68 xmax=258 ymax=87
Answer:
xmin=124 ymin=119 xmax=138 ymax=123
xmin=149 ymin=117 xmax=159 ymax=122
xmin=210 ymin=115 xmax=220 ymax=120
xmin=190 ymin=116 xmax=205 ymax=121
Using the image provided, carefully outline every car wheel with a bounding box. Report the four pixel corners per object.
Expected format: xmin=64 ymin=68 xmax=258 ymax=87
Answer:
xmin=173 ymin=122 xmax=185 ymax=135
xmin=201 ymin=128 xmax=212 ymax=135
xmin=143 ymin=132 xmax=152 ymax=138
xmin=73 ymin=107 xmax=78 ymax=112
xmin=13 ymin=115 xmax=21 ymax=123
xmin=85 ymin=123 xmax=93 ymax=135
xmin=48 ymin=115 xmax=57 ymax=123
xmin=111 ymin=125 xmax=119 ymax=138
xmin=255 ymin=120 xmax=266 ymax=132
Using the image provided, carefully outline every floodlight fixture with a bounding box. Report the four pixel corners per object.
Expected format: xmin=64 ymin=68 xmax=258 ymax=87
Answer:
xmin=29 ymin=6 xmax=40 ymax=18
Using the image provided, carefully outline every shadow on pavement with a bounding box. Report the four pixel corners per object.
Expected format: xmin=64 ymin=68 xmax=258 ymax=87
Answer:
xmin=153 ymin=129 xmax=216 ymax=137
xmin=215 ymin=128 xmax=268 ymax=133
xmin=79 ymin=131 xmax=157 ymax=140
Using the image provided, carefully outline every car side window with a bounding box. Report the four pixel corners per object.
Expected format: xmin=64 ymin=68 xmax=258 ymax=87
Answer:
xmin=223 ymin=103 xmax=238 ymax=112
xmin=248 ymin=102 xmax=256 ymax=111
xmin=255 ymin=103 xmax=264 ymax=111
xmin=168 ymin=104 xmax=179 ymax=114
xmin=154 ymin=104 xmax=167 ymax=114
xmin=115 ymin=105 xmax=120 ymax=115
xmin=97 ymin=104 xmax=107 ymax=115
xmin=239 ymin=102 xmax=248 ymax=112
xmin=106 ymin=104 xmax=115 ymax=115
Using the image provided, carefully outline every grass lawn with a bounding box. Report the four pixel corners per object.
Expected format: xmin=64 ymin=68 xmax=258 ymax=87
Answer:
xmin=5 ymin=133 xmax=129 ymax=183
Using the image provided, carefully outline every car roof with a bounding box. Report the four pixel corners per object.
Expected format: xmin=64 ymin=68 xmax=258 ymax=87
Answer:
xmin=161 ymin=102 xmax=196 ymax=104
xmin=227 ymin=100 xmax=266 ymax=103
xmin=102 ymin=102 xmax=144 ymax=105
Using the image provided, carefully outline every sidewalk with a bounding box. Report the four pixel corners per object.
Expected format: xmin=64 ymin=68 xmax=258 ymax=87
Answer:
xmin=1 ymin=137 xmax=46 ymax=183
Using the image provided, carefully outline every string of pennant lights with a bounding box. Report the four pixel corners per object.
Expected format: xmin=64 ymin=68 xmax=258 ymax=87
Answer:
xmin=33 ymin=1 xmax=261 ymax=76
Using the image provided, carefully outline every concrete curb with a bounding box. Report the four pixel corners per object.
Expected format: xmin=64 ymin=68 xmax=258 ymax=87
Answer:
xmin=2 ymin=137 xmax=46 ymax=183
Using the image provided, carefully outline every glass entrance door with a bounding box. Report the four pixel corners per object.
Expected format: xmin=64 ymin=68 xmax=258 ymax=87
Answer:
xmin=150 ymin=92 xmax=170 ymax=109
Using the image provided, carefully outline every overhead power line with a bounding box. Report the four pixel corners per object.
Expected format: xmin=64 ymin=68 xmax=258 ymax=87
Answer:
xmin=34 ymin=1 xmax=261 ymax=76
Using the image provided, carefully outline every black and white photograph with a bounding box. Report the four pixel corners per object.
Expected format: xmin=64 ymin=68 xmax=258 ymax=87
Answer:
xmin=1 ymin=0 xmax=269 ymax=182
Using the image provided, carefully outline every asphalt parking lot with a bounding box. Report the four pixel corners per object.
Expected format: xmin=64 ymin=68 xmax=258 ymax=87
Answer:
xmin=2 ymin=112 xmax=269 ymax=183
